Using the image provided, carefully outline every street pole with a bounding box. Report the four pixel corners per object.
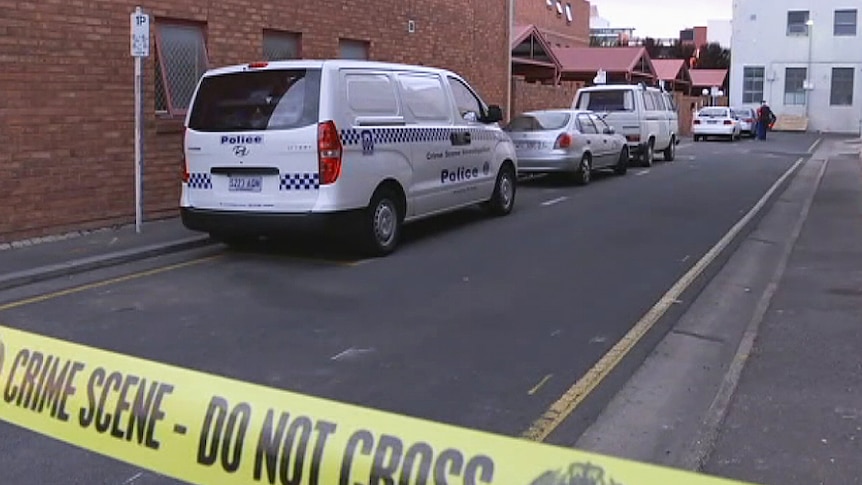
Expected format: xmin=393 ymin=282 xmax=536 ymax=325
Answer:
xmin=805 ymin=19 xmax=814 ymax=121
xmin=131 ymin=6 xmax=149 ymax=233
xmin=134 ymin=49 xmax=143 ymax=233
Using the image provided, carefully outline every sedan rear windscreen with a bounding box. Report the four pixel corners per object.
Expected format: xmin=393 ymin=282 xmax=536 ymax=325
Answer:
xmin=698 ymin=108 xmax=730 ymax=118
xmin=188 ymin=69 xmax=322 ymax=132
xmin=506 ymin=112 xmax=571 ymax=131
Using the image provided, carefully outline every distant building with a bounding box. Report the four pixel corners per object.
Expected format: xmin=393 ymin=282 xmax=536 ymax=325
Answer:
xmin=730 ymin=0 xmax=862 ymax=133
xmin=680 ymin=26 xmax=708 ymax=47
xmin=588 ymin=5 xmax=634 ymax=46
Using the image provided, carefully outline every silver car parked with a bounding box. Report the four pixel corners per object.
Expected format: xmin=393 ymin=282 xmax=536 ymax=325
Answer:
xmin=504 ymin=109 xmax=630 ymax=185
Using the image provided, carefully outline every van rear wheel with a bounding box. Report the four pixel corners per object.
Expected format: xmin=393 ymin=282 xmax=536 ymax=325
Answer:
xmin=640 ymin=140 xmax=654 ymax=167
xmin=359 ymin=188 xmax=402 ymax=257
xmin=663 ymin=136 xmax=676 ymax=161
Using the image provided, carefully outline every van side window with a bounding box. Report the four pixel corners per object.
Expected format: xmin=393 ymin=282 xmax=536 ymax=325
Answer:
xmin=642 ymin=91 xmax=656 ymax=111
xmin=345 ymin=73 xmax=399 ymax=116
xmin=447 ymin=76 xmax=485 ymax=122
xmin=396 ymin=74 xmax=452 ymax=123
xmin=652 ymin=93 xmax=667 ymax=111
xmin=576 ymin=114 xmax=599 ymax=134
xmin=665 ymin=94 xmax=678 ymax=112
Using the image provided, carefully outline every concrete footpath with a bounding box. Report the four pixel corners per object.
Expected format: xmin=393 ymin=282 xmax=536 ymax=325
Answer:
xmin=575 ymin=136 xmax=862 ymax=485
xmin=703 ymin=141 xmax=862 ymax=484
xmin=0 ymin=218 xmax=211 ymax=290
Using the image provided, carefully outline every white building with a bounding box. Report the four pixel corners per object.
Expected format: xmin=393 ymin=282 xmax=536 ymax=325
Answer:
xmin=590 ymin=5 xmax=610 ymax=29
xmin=730 ymin=0 xmax=862 ymax=133
xmin=707 ymin=19 xmax=732 ymax=48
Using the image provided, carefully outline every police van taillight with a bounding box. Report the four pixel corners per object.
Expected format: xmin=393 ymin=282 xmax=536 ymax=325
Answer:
xmin=182 ymin=128 xmax=190 ymax=183
xmin=318 ymin=121 xmax=342 ymax=185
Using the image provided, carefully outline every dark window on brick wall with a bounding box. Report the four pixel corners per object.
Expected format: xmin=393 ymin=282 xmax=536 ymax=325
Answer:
xmin=154 ymin=20 xmax=208 ymax=116
xmin=263 ymin=30 xmax=301 ymax=61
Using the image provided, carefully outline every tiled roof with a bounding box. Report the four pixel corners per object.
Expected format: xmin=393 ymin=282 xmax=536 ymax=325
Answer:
xmin=689 ymin=69 xmax=728 ymax=87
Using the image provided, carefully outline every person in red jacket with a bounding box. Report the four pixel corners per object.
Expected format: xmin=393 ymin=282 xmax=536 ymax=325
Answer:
xmin=756 ymin=101 xmax=776 ymax=140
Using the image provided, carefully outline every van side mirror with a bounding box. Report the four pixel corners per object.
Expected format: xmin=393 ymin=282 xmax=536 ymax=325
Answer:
xmin=484 ymin=105 xmax=504 ymax=123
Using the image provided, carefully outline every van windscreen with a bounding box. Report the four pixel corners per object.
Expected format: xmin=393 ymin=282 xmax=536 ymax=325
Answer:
xmin=188 ymin=69 xmax=321 ymax=132
xmin=576 ymin=90 xmax=634 ymax=112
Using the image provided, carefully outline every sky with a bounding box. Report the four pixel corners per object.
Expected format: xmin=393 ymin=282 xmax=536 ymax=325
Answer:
xmin=590 ymin=0 xmax=733 ymax=38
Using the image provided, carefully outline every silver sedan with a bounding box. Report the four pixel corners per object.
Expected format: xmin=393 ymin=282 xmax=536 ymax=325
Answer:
xmin=504 ymin=109 xmax=630 ymax=185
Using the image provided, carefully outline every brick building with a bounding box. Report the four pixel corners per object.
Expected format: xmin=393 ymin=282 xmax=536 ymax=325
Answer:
xmin=514 ymin=0 xmax=591 ymax=47
xmin=0 ymin=0 xmax=508 ymax=242
xmin=509 ymin=0 xmax=591 ymax=117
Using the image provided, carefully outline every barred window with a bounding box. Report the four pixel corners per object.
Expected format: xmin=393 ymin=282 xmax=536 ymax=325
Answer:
xmin=787 ymin=10 xmax=810 ymax=36
xmin=154 ymin=21 xmax=208 ymax=116
xmin=834 ymin=9 xmax=858 ymax=36
xmin=830 ymin=68 xmax=855 ymax=106
xmin=263 ymin=30 xmax=301 ymax=61
xmin=742 ymin=66 xmax=765 ymax=104
xmin=784 ymin=67 xmax=807 ymax=105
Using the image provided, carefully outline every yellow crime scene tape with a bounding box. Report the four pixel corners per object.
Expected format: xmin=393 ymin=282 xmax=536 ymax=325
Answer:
xmin=0 ymin=324 xmax=757 ymax=485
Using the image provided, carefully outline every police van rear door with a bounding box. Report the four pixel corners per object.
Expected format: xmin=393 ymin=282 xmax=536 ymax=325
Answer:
xmin=184 ymin=66 xmax=322 ymax=213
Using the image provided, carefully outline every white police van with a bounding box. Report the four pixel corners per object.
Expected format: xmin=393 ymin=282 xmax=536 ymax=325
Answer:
xmin=180 ymin=60 xmax=518 ymax=256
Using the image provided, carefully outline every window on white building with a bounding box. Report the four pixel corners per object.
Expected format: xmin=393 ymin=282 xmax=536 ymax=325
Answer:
xmin=784 ymin=68 xmax=807 ymax=105
xmin=743 ymin=66 xmax=765 ymax=104
xmin=834 ymin=9 xmax=858 ymax=36
xmin=786 ymin=10 xmax=810 ymax=36
xmin=830 ymin=68 xmax=855 ymax=106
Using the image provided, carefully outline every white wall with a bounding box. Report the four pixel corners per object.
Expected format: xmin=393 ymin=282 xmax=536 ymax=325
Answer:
xmin=707 ymin=19 xmax=732 ymax=48
xmin=730 ymin=0 xmax=862 ymax=133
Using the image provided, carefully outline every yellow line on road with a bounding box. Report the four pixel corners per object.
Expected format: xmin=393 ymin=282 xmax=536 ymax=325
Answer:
xmin=521 ymin=156 xmax=808 ymax=442
xmin=528 ymin=374 xmax=553 ymax=395
xmin=0 ymin=255 xmax=222 ymax=312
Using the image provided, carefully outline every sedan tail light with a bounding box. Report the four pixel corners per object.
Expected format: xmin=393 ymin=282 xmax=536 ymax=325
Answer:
xmin=693 ymin=119 xmax=701 ymax=125
xmin=554 ymin=133 xmax=572 ymax=149
xmin=723 ymin=120 xmax=733 ymax=125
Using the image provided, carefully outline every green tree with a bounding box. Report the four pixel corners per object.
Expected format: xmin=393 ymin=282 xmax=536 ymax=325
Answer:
xmin=696 ymin=42 xmax=731 ymax=69
xmin=642 ymin=37 xmax=662 ymax=59
xmin=668 ymin=40 xmax=696 ymax=62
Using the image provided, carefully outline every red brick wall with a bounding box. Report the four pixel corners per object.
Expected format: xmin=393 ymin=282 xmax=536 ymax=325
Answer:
xmin=515 ymin=0 xmax=590 ymax=47
xmin=694 ymin=26 xmax=708 ymax=48
xmin=0 ymin=0 xmax=508 ymax=242
xmin=511 ymin=77 xmax=583 ymax=117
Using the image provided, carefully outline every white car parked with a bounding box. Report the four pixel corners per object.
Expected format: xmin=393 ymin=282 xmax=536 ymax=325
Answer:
xmin=692 ymin=107 xmax=741 ymax=142
xmin=180 ymin=60 xmax=518 ymax=256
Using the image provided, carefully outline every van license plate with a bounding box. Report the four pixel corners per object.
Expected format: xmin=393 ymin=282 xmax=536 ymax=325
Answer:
xmin=229 ymin=176 xmax=262 ymax=192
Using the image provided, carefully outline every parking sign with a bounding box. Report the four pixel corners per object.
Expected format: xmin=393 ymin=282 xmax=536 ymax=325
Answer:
xmin=130 ymin=9 xmax=150 ymax=57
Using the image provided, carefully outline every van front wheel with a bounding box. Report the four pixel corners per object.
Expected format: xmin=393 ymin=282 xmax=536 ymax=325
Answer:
xmin=484 ymin=164 xmax=516 ymax=216
xmin=360 ymin=188 xmax=402 ymax=257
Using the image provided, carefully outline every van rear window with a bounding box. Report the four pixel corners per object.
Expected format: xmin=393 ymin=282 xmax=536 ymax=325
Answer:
xmin=576 ymin=90 xmax=634 ymax=112
xmin=188 ymin=69 xmax=321 ymax=132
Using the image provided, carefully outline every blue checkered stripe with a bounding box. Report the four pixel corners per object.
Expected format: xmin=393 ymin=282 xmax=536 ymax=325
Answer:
xmin=340 ymin=127 xmax=500 ymax=146
xmin=280 ymin=173 xmax=320 ymax=191
xmin=187 ymin=173 xmax=212 ymax=189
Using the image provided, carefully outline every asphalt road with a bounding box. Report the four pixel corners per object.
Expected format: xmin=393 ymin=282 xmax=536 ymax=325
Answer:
xmin=0 ymin=133 xmax=818 ymax=484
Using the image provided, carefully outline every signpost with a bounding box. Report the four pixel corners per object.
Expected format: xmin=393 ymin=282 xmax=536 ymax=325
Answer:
xmin=130 ymin=7 xmax=149 ymax=233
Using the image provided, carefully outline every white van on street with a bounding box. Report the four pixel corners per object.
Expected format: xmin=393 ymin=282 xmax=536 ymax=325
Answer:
xmin=180 ymin=60 xmax=517 ymax=256
xmin=573 ymin=84 xmax=680 ymax=167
